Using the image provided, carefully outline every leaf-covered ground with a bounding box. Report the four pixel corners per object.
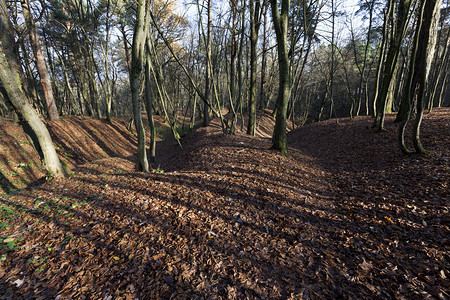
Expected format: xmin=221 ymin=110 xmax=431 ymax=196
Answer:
xmin=0 ymin=109 xmax=448 ymax=299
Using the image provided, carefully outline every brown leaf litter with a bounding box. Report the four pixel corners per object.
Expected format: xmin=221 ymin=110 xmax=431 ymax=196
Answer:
xmin=0 ymin=109 xmax=448 ymax=299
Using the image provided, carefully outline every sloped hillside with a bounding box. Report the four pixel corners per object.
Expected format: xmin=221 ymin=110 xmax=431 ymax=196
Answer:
xmin=0 ymin=109 xmax=448 ymax=298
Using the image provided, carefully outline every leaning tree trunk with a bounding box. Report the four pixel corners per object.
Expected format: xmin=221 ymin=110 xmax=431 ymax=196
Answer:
xmin=0 ymin=0 xmax=65 ymax=177
xmin=269 ymin=0 xmax=291 ymax=156
xmin=20 ymin=0 xmax=59 ymax=121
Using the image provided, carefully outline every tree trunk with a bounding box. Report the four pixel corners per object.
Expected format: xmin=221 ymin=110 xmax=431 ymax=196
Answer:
xmin=269 ymin=0 xmax=290 ymax=156
xmin=412 ymin=0 xmax=441 ymax=153
xmin=130 ymin=0 xmax=149 ymax=172
xmin=145 ymin=48 xmax=156 ymax=162
xmin=356 ymin=0 xmax=375 ymax=116
xmin=228 ymin=0 xmax=238 ymax=134
xmin=100 ymin=0 xmax=112 ymax=122
xmin=398 ymin=0 xmax=441 ymax=154
xmin=120 ymin=21 xmax=132 ymax=78
xmin=427 ymin=17 xmax=450 ymax=111
xmin=237 ymin=0 xmax=246 ymax=132
xmin=375 ymin=0 xmax=412 ymax=131
xmin=0 ymin=0 xmax=65 ymax=177
xmin=247 ymin=0 xmax=263 ymax=136
xmin=204 ymin=0 xmax=212 ymax=127
xmin=259 ymin=4 xmax=268 ymax=111
xmin=436 ymin=54 xmax=450 ymax=107
xmin=372 ymin=2 xmax=392 ymax=118
xmin=20 ymin=0 xmax=59 ymax=121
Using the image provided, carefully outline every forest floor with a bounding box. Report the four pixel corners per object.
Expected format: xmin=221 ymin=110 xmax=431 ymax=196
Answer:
xmin=0 ymin=109 xmax=448 ymax=299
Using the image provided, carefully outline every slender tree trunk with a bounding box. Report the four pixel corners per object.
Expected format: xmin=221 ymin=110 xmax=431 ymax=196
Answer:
xmin=20 ymin=0 xmax=59 ymax=120
xmin=145 ymin=48 xmax=156 ymax=162
xmin=427 ymin=19 xmax=450 ymax=111
xmin=42 ymin=28 xmax=61 ymax=112
xmin=330 ymin=0 xmax=337 ymax=122
xmin=237 ymin=0 xmax=246 ymax=131
xmin=19 ymin=40 xmax=42 ymax=112
xmin=436 ymin=54 xmax=450 ymax=107
xmin=356 ymin=0 xmax=374 ymax=116
xmin=100 ymin=0 xmax=112 ymax=122
xmin=259 ymin=4 xmax=268 ymax=111
xmin=247 ymin=0 xmax=263 ymax=135
xmin=204 ymin=0 xmax=212 ymax=127
xmin=228 ymin=0 xmax=238 ymax=134
xmin=120 ymin=21 xmax=132 ymax=77
xmin=372 ymin=1 xmax=393 ymax=118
